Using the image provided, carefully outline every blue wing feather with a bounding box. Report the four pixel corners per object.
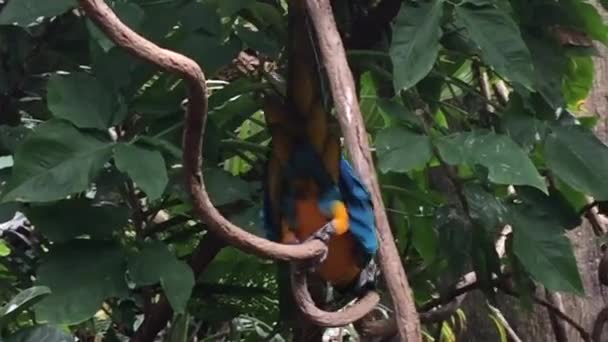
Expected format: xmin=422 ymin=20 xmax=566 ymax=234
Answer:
xmin=338 ymin=158 xmax=378 ymax=262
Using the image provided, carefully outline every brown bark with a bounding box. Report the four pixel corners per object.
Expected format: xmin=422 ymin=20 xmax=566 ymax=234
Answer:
xmin=290 ymin=264 xmax=381 ymax=327
xmin=304 ymin=0 xmax=422 ymax=340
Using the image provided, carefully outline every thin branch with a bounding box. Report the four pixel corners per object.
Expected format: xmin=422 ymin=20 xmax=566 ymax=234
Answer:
xmin=304 ymin=1 xmax=421 ymax=340
xmin=289 ymin=264 xmax=380 ymax=327
xmin=78 ymin=0 xmax=327 ymax=262
xmin=487 ymin=304 xmax=522 ymax=342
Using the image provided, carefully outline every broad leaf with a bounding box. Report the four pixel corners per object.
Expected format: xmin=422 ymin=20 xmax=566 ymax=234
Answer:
xmin=204 ymin=168 xmax=252 ymax=206
xmin=435 ymin=131 xmax=547 ymax=192
xmin=390 ymin=0 xmax=443 ymax=91
xmin=436 ymin=206 xmax=472 ymax=280
xmin=0 ymin=0 xmax=76 ymax=26
xmin=115 ymin=143 xmax=168 ymax=200
xmin=521 ymin=186 xmax=582 ymax=231
xmin=25 ymin=199 xmax=128 ymax=242
xmin=524 ymin=34 xmax=567 ymax=109
xmin=455 ymin=6 xmax=534 ymax=89
xmin=35 ymin=240 xmax=128 ymax=325
xmin=375 ymin=127 xmax=432 ymax=173
xmin=218 ymin=0 xmax=250 ymax=17
xmin=0 ymin=240 xmax=10 ymax=256
xmin=6 ymin=325 xmax=74 ymax=342
xmin=563 ymin=56 xmax=594 ymax=108
xmin=464 ymin=184 xmax=507 ymax=233
xmin=0 ymin=286 xmax=51 ymax=328
xmin=47 ymin=73 xmax=126 ymax=130
xmin=0 ymin=202 xmax=19 ymax=222
xmin=179 ymin=2 xmax=222 ymax=35
xmin=359 ymin=72 xmax=388 ymax=131
xmin=544 ymin=125 xmax=608 ymax=200
xmin=2 ymin=120 xmax=114 ymax=203
xmin=178 ymin=34 xmax=241 ymax=76
xmin=561 ymin=0 xmax=608 ymax=45
xmin=509 ymin=205 xmax=583 ymax=294
xmin=127 ymin=242 xmax=195 ymax=313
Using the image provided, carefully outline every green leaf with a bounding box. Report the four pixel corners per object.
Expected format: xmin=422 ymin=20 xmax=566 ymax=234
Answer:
xmin=0 ymin=286 xmax=51 ymax=328
xmin=515 ymin=186 xmax=581 ymax=230
xmin=24 ymin=199 xmax=128 ymax=242
xmin=390 ymin=0 xmax=443 ymax=91
xmin=235 ymin=25 xmax=280 ymax=58
xmin=0 ymin=240 xmax=10 ymax=257
xmin=435 ymin=132 xmax=546 ymax=192
xmin=204 ymin=168 xmax=252 ymax=206
xmin=6 ymin=325 xmax=74 ymax=342
xmin=436 ymin=206 xmax=471 ymax=279
xmin=178 ymin=34 xmax=241 ymax=76
xmin=229 ymin=204 xmax=264 ymax=235
xmin=524 ymin=34 xmax=567 ymax=109
xmin=563 ymin=56 xmax=594 ymax=108
xmin=464 ymin=183 xmax=507 ymax=232
xmin=561 ymin=0 xmax=608 ymax=45
xmin=35 ymin=240 xmax=128 ymax=325
xmin=2 ymin=120 xmax=114 ymax=203
xmin=169 ymin=313 xmax=190 ymax=342
xmin=410 ymin=216 xmax=437 ymax=265
xmin=455 ymin=5 xmax=534 ymax=89
xmin=359 ymin=72 xmax=387 ymax=131
xmin=375 ymin=127 xmax=432 ymax=173
xmin=0 ymin=0 xmax=76 ymax=26
xmin=179 ymin=2 xmax=222 ymax=35
xmin=544 ymin=125 xmax=608 ymax=200
xmin=114 ymin=144 xmax=168 ymax=200
xmin=0 ymin=202 xmax=19 ymax=223
xmin=502 ymin=102 xmax=547 ymax=152
xmin=47 ymin=73 xmax=125 ymax=130
xmin=218 ymin=0 xmax=249 ymax=17
xmin=127 ymin=241 xmax=195 ymax=313
xmin=509 ymin=204 xmax=583 ymax=294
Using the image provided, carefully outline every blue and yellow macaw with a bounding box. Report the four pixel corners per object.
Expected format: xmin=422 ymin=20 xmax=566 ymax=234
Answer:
xmin=261 ymin=0 xmax=377 ymax=294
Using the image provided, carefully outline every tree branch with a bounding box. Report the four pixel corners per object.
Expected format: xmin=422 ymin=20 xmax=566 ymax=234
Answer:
xmin=289 ymin=264 xmax=380 ymax=327
xmin=78 ymin=0 xmax=326 ymax=262
xmin=304 ymin=1 xmax=422 ymax=340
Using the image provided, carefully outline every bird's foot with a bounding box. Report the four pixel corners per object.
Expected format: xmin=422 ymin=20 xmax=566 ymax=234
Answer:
xmin=353 ymin=259 xmax=379 ymax=296
xmin=300 ymin=222 xmax=336 ymax=271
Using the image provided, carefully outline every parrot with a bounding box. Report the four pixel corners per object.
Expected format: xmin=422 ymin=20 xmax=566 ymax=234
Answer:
xmin=261 ymin=0 xmax=378 ymax=296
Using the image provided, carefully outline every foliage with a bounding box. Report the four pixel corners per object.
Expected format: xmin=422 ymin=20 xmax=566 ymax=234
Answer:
xmin=0 ymin=0 xmax=606 ymax=340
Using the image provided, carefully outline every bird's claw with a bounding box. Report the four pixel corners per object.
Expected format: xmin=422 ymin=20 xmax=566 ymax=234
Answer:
xmin=308 ymin=221 xmax=336 ymax=245
xmin=300 ymin=222 xmax=336 ymax=271
xmin=353 ymin=258 xmax=379 ymax=295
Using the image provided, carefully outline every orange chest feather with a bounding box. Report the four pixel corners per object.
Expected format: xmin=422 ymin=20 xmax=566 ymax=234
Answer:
xmin=293 ymin=198 xmax=361 ymax=287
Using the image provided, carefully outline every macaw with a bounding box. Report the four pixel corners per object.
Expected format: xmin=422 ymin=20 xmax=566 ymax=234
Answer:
xmin=261 ymin=0 xmax=378 ymax=295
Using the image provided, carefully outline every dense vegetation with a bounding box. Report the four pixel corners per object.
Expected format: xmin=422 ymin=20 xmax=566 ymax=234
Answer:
xmin=0 ymin=0 xmax=607 ymax=340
